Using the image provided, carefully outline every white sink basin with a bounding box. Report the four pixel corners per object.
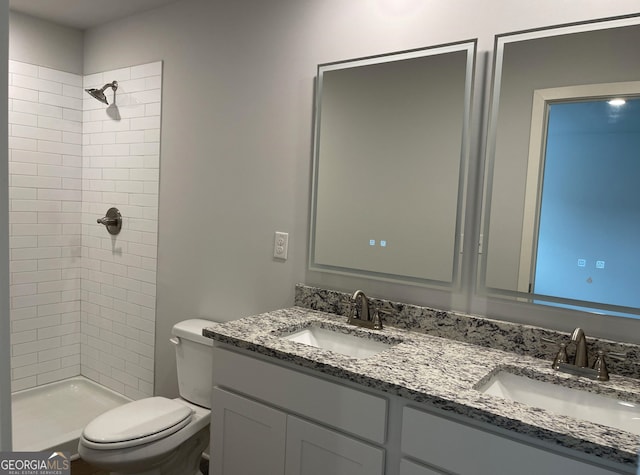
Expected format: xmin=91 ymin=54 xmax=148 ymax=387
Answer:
xmin=282 ymin=325 xmax=398 ymax=359
xmin=478 ymin=370 xmax=640 ymax=435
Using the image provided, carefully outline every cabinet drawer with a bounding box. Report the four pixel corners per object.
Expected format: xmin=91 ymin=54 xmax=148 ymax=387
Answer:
xmin=401 ymin=406 xmax=619 ymax=475
xmin=213 ymin=346 xmax=387 ymax=444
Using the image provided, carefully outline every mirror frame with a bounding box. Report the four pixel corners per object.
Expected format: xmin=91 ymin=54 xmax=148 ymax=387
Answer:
xmin=308 ymin=40 xmax=477 ymax=288
xmin=479 ymin=14 xmax=640 ymax=316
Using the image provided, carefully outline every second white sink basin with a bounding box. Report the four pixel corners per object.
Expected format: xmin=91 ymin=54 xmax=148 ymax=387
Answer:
xmin=282 ymin=325 xmax=398 ymax=359
xmin=478 ymin=370 xmax=640 ymax=435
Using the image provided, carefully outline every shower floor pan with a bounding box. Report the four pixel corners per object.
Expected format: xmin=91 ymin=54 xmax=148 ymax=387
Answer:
xmin=12 ymin=376 xmax=131 ymax=455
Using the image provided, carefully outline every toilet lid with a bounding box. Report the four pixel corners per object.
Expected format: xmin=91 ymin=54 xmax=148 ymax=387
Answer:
xmin=82 ymin=397 xmax=193 ymax=448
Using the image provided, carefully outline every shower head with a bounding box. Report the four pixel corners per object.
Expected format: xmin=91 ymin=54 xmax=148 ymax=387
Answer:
xmin=85 ymin=81 xmax=118 ymax=105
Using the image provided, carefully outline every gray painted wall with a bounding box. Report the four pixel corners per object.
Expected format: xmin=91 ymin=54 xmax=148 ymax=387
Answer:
xmin=9 ymin=11 xmax=82 ymax=73
xmin=81 ymin=0 xmax=640 ymax=398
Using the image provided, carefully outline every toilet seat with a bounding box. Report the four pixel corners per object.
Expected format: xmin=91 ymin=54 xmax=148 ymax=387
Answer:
xmin=81 ymin=397 xmax=193 ymax=450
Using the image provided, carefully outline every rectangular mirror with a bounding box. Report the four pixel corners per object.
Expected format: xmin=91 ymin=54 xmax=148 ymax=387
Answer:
xmin=309 ymin=41 xmax=476 ymax=287
xmin=480 ymin=15 xmax=640 ymax=316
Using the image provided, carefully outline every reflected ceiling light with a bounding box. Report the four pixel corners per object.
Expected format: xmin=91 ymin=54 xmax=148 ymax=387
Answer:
xmin=608 ymin=98 xmax=626 ymax=106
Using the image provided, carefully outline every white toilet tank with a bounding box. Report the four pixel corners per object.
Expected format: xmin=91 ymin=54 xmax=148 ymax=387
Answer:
xmin=171 ymin=319 xmax=214 ymax=408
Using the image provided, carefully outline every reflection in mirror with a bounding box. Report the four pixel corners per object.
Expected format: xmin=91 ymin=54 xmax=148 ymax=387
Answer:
xmin=480 ymin=15 xmax=640 ymax=316
xmin=524 ymin=86 xmax=640 ymax=310
xmin=309 ymin=41 xmax=476 ymax=287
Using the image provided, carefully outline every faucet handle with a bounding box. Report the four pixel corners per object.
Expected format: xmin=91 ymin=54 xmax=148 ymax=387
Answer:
xmin=551 ymin=342 xmax=569 ymax=370
xmin=592 ymin=350 xmax=609 ymax=381
xmin=542 ymin=337 xmax=569 ymax=370
xmin=370 ymin=309 xmax=383 ymax=330
xmin=347 ymin=299 xmax=356 ymax=322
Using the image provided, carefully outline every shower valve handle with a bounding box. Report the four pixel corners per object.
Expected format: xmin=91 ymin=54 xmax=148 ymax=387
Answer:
xmin=97 ymin=217 xmax=118 ymax=226
xmin=97 ymin=207 xmax=122 ymax=235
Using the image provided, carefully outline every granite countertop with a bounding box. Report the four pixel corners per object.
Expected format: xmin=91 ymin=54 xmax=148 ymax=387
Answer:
xmin=204 ymin=306 xmax=640 ymax=467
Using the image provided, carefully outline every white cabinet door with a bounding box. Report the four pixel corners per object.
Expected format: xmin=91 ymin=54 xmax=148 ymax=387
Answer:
xmin=285 ymin=415 xmax=385 ymax=475
xmin=211 ymin=387 xmax=286 ymax=475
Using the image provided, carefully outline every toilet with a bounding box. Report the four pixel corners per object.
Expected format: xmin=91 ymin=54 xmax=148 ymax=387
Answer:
xmin=78 ymin=319 xmax=214 ymax=475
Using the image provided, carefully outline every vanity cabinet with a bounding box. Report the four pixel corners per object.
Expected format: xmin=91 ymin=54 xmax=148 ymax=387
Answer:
xmin=211 ymin=346 xmax=386 ymax=475
xmin=210 ymin=344 xmax=631 ymax=475
xmin=212 ymin=387 xmax=384 ymax=475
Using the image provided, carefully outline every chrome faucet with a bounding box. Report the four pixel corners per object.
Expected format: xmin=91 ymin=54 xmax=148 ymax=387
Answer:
xmin=570 ymin=327 xmax=588 ymax=367
xmin=547 ymin=328 xmax=613 ymax=381
xmin=351 ymin=290 xmax=370 ymax=321
xmin=347 ymin=290 xmax=382 ymax=330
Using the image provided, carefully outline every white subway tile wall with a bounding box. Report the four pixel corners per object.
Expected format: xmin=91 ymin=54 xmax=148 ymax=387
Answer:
xmin=81 ymin=62 xmax=161 ymax=400
xmin=9 ymin=60 xmax=162 ymax=400
xmin=9 ymin=61 xmax=83 ymax=392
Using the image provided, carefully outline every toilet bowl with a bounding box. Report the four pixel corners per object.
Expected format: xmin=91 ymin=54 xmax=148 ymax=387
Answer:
xmin=78 ymin=319 xmax=214 ymax=475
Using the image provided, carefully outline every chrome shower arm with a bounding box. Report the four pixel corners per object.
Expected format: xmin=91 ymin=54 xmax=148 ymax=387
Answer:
xmin=101 ymin=81 xmax=118 ymax=92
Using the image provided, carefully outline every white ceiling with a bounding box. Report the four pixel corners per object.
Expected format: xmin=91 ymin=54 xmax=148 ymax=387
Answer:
xmin=9 ymin=0 xmax=183 ymax=30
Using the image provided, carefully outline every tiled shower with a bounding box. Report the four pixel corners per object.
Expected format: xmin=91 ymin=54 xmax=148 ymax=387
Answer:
xmin=8 ymin=60 xmax=162 ymax=400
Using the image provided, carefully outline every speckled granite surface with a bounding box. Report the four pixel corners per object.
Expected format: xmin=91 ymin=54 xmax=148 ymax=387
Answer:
xmin=295 ymin=284 xmax=640 ymax=379
xmin=204 ymin=286 xmax=640 ymax=469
